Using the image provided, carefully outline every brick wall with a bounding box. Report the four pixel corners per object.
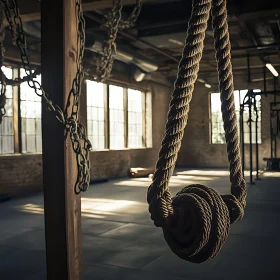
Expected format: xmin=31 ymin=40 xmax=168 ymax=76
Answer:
xmin=177 ymin=75 xmax=280 ymax=169
xmin=89 ymin=81 xmax=171 ymax=179
xmin=0 ymin=79 xmax=171 ymax=197
xmin=0 ymin=154 xmax=43 ymax=196
xmin=2 ymin=68 xmax=278 ymax=197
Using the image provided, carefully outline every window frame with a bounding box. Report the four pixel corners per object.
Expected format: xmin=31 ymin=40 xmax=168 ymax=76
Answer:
xmin=19 ymin=67 xmax=43 ymax=154
xmin=86 ymin=79 xmax=150 ymax=151
xmin=127 ymin=88 xmax=145 ymax=149
xmin=0 ymin=66 xmax=15 ymax=154
xmin=210 ymin=90 xmax=262 ymax=145
xmin=86 ymin=80 xmax=107 ymax=150
xmin=0 ymin=71 xmax=152 ymax=155
xmin=0 ymin=64 xmax=44 ymax=155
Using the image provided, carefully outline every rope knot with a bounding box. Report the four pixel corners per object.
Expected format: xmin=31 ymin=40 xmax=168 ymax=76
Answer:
xmin=162 ymin=184 xmax=230 ymax=263
xmin=221 ymin=194 xmax=245 ymax=223
xmin=148 ymin=189 xmax=173 ymax=228
xmin=146 ymin=0 xmax=247 ymax=264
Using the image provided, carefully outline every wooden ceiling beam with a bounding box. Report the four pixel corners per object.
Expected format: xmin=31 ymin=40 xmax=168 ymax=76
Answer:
xmin=16 ymin=0 xmax=177 ymax=22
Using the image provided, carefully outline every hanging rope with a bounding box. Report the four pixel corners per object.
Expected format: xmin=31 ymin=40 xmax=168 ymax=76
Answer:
xmin=147 ymin=0 xmax=246 ymax=263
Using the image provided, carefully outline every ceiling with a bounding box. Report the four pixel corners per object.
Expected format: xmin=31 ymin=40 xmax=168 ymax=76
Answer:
xmin=5 ymin=0 xmax=280 ymax=87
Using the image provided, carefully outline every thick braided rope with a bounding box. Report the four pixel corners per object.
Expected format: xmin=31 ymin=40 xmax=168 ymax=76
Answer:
xmin=147 ymin=0 xmax=246 ymax=263
xmin=147 ymin=0 xmax=212 ymax=228
xmin=212 ymin=0 xmax=246 ymax=221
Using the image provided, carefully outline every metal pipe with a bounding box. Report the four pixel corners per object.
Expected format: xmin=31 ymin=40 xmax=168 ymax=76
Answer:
xmin=240 ymin=103 xmax=245 ymax=177
xmin=249 ymin=97 xmax=254 ymax=184
xmin=85 ymin=39 xmax=158 ymax=73
xmin=270 ymin=103 xmax=273 ymax=158
xmin=85 ymin=13 xmax=179 ymax=63
xmin=276 ymin=111 xmax=278 ymax=158
xmin=247 ymin=53 xmax=251 ymax=83
xmin=274 ymin=78 xmax=277 ymax=103
xmin=135 ymin=18 xmax=189 ymax=30
xmin=204 ymin=43 xmax=280 ymax=53
xmin=239 ymin=90 xmax=244 ymax=176
xmin=255 ymin=97 xmax=259 ymax=180
xmin=264 ymin=67 xmax=267 ymax=94
xmin=23 ymin=21 xmax=159 ymax=74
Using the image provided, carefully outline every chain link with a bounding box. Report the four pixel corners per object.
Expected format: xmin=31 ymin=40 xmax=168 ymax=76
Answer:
xmin=66 ymin=1 xmax=92 ymax=193
xmin=96 ymin=0 xmax=123 ymax=82
xmin=1 ymin=0 xmax=91 ymax=193
xmin=105 ymin=0 xmax=142 ymax=30
xmin=97 ymin=0 xmax=142 ymax=82
xmin=117 ymin=0 xmax=142 ymax=30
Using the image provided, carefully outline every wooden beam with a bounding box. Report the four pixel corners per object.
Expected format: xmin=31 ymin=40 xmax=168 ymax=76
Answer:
xmin=4 ymin=46 xmax=40 ymax=65
xmin=41 ymin=0 xmax=82 ymax=279
xmin=17 ymin=0 xmax=177 ymax=22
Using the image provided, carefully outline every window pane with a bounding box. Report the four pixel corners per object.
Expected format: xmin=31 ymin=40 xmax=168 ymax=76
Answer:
xmin=0 ymin=66 xmax=14 ymax=154
xmin=109 ymin=85 xmax=124 ymax=149
xmin=26 ymin=135 xmax=36 ymax=153
xmin=34 ymin=102 xmax=41 ymax=118
xmin=20 ymin=68 xmax=42 ymax=153
xmin=36 ymin=119 xmax=42 ymax=135
xmin=86 ymin=80 xmax=105 ymax=150
xmin=2 ymin=136 xmax=14 ymax=153
xmin=210 ymin=90 xmax=261 ymax=144
xmin=36 ymin=136 xmax=42 ymax=153
xmin=21 ymin=133 xmax=27 ymax=153
xmin=127 ymin=89 xmax=143 ymax=148
xmin=26 ymin=118 xmax=35 ymax=135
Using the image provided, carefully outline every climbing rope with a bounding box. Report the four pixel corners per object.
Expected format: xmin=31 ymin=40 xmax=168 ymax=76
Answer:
xmin=1 ymin=0 xmax=92 ymax=193
xmin=147 ymin=0 xmax=246 ymax=263
xmin=97 ymin=0 xmax=142 ymax=82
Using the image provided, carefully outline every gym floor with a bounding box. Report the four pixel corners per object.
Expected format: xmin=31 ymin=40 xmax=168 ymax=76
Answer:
xmin=0 ymin=169 xmax=279 ymax=280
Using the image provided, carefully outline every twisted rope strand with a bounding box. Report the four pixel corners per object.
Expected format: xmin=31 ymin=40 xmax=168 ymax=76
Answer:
xmin=147 ymin=0 xmax=212 ymax=227
xmin=212 ymin=0 xmax=246 ymax=220
xmin=147 ymin=0 xmax=247 ymax=263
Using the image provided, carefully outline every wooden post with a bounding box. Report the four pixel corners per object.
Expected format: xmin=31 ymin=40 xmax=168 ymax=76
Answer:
xmin=41 ymin=1 xmax=82 ymax=279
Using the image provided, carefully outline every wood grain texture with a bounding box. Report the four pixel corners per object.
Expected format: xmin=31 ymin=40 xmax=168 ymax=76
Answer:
xmin=41 ymin=0 xmax=82 ymax=279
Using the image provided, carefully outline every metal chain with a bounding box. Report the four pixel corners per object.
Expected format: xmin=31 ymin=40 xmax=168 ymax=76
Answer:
xmin=65 ymin=1 xmax=92 ymax=193
xmin=96 ymin=0 xmax=123 ymax=82
xmin=105 ymin=0 xmax=142 ymax=30
xmin=0 ymin=77 xmax=6 ymax=124
xmin=97 ymin=0 xmax=142 ymax=82
xmin=1 ymin=0 xmax=92 ymax=193
xmin=0 ymin=2 xmax=6 ymax=124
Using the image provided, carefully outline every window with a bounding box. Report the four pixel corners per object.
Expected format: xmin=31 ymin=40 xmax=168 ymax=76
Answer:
xmin=86 ymin=81 xmax=152 ymax=150
xmin=20 ymin=69 xmax=42 ymax=153
xmin=86 ymin=80 xmax=106 ymax=150
xmin=109 ymin=85 xmax=125 ymax=149
xmin=127 ymin=89 xmax=143 ymax=148
xmin=240 ymin=90 xmax=261 ymax=144
xmin=210 ymin=89 xmax=261 ymax=144
xmin=0 ymin=66 xmax=14 ymax=154
xmin=210 ymin=93 xmax=224 ymax=144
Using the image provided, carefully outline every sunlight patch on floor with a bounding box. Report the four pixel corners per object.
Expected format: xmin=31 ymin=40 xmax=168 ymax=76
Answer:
xmin=17 ymin=198 xmax=144 ymax=219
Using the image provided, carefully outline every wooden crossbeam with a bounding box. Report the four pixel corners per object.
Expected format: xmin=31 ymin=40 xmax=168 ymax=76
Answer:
xmin=18 ymin=0 xmax=178 ymax=22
